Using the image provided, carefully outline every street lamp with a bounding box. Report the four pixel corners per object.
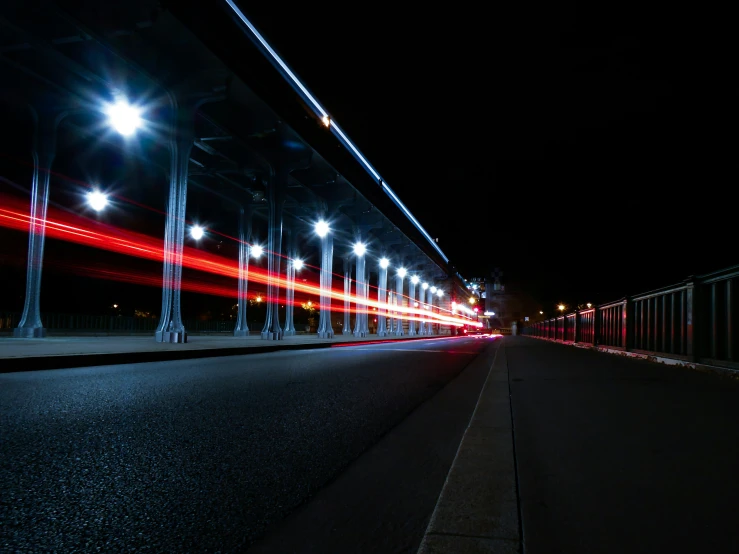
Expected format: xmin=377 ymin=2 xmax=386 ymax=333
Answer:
xmin=86 ymin=190 xmax=108 ymax=211
xmin=190 ymin=225 xmax=204 ymax=240
xmin=353 ymin=242 xmax=368 ymax=337
xmin=292 ymin=259 xmax=304 ymax=270
xmin=353 ymin=242 xmax=366 ymax=256
xmin=410 ymin=275 xmax=419 ymax=284
xmin=586 ymin=303 xmax=592 ymax=309
xmin=397 ymin=267 xmax=407 ymax=278
xmin=379 ymin=257 xmax=389 ymax=269
xmin=105 ymin=98 xmax=142 ymax=136
xmin=251 ymin=244 xmax=263 ymax=258
xmin=314 ymin=220 xmax=329 ymax=238
xmin=558 ymin=304 xmax=565 ymax=312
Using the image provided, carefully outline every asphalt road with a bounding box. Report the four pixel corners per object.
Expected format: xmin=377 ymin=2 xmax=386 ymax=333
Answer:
xmin=1 ymin=336 xmax=498 ymax=553
xmin=507 ymin=337 xmax=739 ymax=554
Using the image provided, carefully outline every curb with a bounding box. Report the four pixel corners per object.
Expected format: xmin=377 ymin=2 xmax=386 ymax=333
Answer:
xmin=417 ymin=338 xmax=521 ymax=553
xmin=0 ymin=335 xmax=450 ymax=373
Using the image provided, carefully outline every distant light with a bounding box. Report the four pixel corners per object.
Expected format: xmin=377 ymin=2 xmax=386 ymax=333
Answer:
xmin=414 ymin=302 xmax=419 ymax=307
xmin=558 ymin=304 xmax=565 ymax=311
xmin=321 ymin=115 xmax=330 ymax=127
xmin=87 ymin=190 xmax=108 ymax=211
xmin=484 ymin=311 xmax=495 ymax=316
xmin=255 ymin=295 xmax=262 ymax=303
xmin=113 ymin=304 xmax=118 ymax=309
xmin=379 ymin=257 xmax=389 ymax=269
xmin=410 ymin=275 xmax=419 ymax=284
xmin=472 ymin=284 xmax=478 ymax=289
xmin=539 ymin=311 xmax=544 ymax=315
xmin=397 ymin=267 xmax=407 ymax=278
xmin=190 ymin=225 xmax=204 ymax=240
xmin=105 ymin=99 xmax=142 ymax=136
xmin=314 ymin=220 xmax=330 ymax=237
xmin=251 ymin=244 xmax=263 ymax=258
xmin=437 ymin=289 xmax=443 ymax=297
xmin=293 ymin=259 xmax=304 ymax=270
xmin=586 ymin=303 xmax=592 ymax=309
xmin=353 ymin=242 xmax=366 ymax=256
xmin=422 ymin=282 xmax=429 ymax=290
xmin=430 ymin=286 xmax=437 ymax=293
xmin=469 ymin=297 xmax=476 ymax=304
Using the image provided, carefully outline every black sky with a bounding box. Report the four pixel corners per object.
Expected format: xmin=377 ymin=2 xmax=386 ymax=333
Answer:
xmin=240 ymin=3 xmax=734 ymax=307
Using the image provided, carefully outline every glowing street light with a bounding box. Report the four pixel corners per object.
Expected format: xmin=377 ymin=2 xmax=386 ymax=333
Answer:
xmin=190 ymin=225 xmax=204 ymax=240
xmin=422 ymin=282 xmax=429 ymax=290
xmin=558 ymin=304 xmax=565 ymax=312
xmin=410 ymin=275 xmax=419 ymax=284
xmin=379 ymin=257 xmax=389 ymax=269
xmin=469 ymin=297 xmax=476 ymax=304
xmin=437 ymin=289 xmax=443 ymax=297
xmin=586 ymin=303 xmax=592 ymax=309
xmin=251 ymin=244 xmax=263 ymax=258
xmin=86 ymin=190 xmax=108 ymax=211
xmin=353 ymin=242 xmax=366 ymax=256
xmin=292 ymin=259 xmax=304 ymax=270
xmin=430 ymin=286 xmax=437 ymax=294
xmin=397 ymin=267 xmax=407 ymax=278
xmin=105 ymin=99 xmax=142 ymax=136
xmin=540 ymin=311 xmax=544 ymax=315
xmin=314 ymin=220 xmax=330 ymax=237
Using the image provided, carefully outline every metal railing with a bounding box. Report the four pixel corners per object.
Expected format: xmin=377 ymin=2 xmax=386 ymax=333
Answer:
xmin=523 ymin=265 xmax=738 ymax=369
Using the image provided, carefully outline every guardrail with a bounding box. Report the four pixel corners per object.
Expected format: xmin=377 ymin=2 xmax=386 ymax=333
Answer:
xmin=523 ymin=265 xmax=738 ymax=370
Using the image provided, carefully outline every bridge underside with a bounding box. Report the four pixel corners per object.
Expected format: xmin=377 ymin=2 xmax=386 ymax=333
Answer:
xmin=0 ymin=0 xmax=472 ymax=341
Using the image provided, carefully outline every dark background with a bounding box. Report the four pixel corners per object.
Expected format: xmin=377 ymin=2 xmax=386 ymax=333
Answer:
xmin=1 ymin=2 xmax=733 ymax=318
xmin=240 ymin=2 xmax=734 ymax=308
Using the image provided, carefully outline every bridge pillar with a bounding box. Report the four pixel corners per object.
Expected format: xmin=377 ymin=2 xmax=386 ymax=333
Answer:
xmin=393 ymin=272 xmax=405 ymax=336
xmin=317 ymin=229 xmax=334 ymax=339
xmin=15 ymin=106 xmax=66 ymax=339
xmin=343 ymin=258 xmax=352 ymax=335
xmin=261 ymin=169 xmax=287 ymax=340
xmin=353 ymin=249 xmax=368 ymax=337
xmin=283 ymin=227 xmax=297 ymax=336
xmin=376 ymin=262 xmax=388 ymax=336
xmin=418 ymin=283 xmax=428 ymax=335
xmin=427 ymin=287 xmax=435 ymax=334
xmin=407 ymin=278 xmax=417 ymax=336
xmin=234 ymin=205 xmax=253 ymax=337
xmin=156 ymin=105 xmax=197 ymax=344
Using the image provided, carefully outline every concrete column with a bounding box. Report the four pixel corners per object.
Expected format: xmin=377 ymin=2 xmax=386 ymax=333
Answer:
xmin=283 ymin=228 xmax=297 ymax=336
xmin=353 ymin=253 xmax=368 ymax=337
xmin=343 ymin=258 xmax=352 ymax=335
xmin=427 ymin=287 xmax=436 ymax=335
xmin=155 ymin=107 xmax=195 ymax=343
xmin=317 ymin=232 xmax=334 ymax=338
xmin=393 ymin=272 xmax=405 ymax=336
xmin=234 ymin=205 xmax=253 ymax=337
xmin=376 ymin=263 xmax=388 ymax=336
xmin=419 ymin=283 xmax=429 ymax=335
xmin=15 ymin=107 xmax=65 ymax=338
xmin=407 ymin=278 xmax=417 ymax=336
xmin=261 ymin=170 xmax=287 ymax=340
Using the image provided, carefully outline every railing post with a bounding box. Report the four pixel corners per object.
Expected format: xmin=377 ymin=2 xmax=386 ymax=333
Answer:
xmin=593 ymin=306 xmax=601 ymax=346
xmin=685 ymin=278 xmax=695 ymax=360
xmin=623 ymin=298 xmax=632 ymax=350
xmin=574 ymin=310 xmax=581 ymax=343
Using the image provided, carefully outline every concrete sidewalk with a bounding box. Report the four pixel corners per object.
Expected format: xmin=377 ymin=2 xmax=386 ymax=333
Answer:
xmin=417 ymin=338 xmax=521 ymax=554
xmin=0 ymin=333 xmax=452 ymax=372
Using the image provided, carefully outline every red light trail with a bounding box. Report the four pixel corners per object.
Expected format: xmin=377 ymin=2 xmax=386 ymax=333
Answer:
xmin=1 ymin=193 xmax=481 ymax=327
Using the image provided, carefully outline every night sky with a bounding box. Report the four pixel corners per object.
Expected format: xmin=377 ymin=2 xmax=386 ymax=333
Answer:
xmin=240 ymin=3 xmax=734 ymax=308
xmin=0 ymin=3 xmax=733 ymax=319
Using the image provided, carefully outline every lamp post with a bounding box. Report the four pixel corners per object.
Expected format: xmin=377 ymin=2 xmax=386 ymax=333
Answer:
xmin=315 ymin=220 xmax=334 ymax=338
xmin=284 ymin=258 xmax=302 ymax=336
xmin=234 ymin=206 xmax=253 ymax=337
xmin=376 ymin=258 xmax=389 ymax=336
xmin=436 ymin=288 xmax=444 ymax=335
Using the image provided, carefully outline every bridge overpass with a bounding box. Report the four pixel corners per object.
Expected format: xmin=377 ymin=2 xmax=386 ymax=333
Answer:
xmin=0 ymin=0 xmax=479 ymax=343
